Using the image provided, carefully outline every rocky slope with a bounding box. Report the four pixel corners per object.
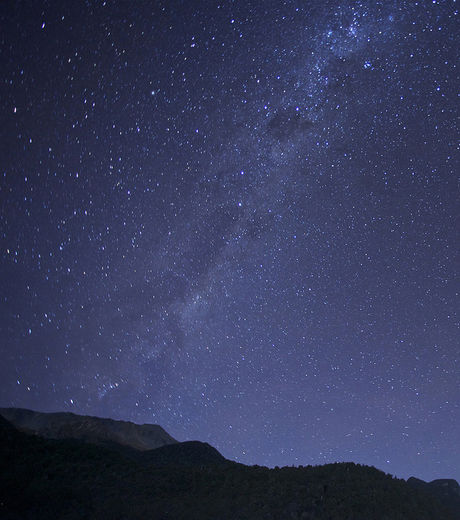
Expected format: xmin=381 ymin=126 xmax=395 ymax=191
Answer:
xmin=0 ymin=406 xmax=177 ymax=451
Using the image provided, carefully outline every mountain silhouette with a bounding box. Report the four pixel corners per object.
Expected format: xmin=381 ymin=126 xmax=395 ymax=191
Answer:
xmin=0 ymin=406 xmax=177 ymax=451
xmin=0 ymin=409 xmax=458 ymax=519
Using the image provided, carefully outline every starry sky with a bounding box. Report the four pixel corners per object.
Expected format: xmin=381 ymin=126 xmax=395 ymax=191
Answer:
xmin=0 ymin=0 xmax=458 ymax=482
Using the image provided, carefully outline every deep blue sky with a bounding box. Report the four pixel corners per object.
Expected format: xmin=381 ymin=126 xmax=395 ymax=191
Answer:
xmin=1 ymin=0 xmax=458 ymax=482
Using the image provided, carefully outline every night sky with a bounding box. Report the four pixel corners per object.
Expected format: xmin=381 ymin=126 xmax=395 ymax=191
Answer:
xmin=1 ymin=0 xmax=458 ymax=482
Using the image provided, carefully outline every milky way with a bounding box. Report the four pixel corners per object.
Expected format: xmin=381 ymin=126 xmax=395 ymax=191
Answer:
xmin=0 ymin=0 xmax=458 ymax=482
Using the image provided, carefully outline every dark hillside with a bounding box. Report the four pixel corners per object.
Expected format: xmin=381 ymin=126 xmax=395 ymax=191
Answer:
xmin=0 ymin=415 xmax=457 ymax=520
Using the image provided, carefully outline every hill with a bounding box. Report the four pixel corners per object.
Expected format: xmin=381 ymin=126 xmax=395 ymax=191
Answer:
xmin=0 ymin=407 xmax=177 ymax=451
xmin=0 ymin=411 xmax=458 ymax=519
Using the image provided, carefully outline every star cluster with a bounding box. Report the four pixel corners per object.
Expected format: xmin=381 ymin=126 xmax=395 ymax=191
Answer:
xmin=0 ymin=0 xmax=458 ymax=482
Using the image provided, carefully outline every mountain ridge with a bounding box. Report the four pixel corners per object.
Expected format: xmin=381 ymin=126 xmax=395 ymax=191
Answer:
xmin=0 ymin=406 xmax=177 ymax=451
xmin=0 ymin=408 xmax=458 ymax=519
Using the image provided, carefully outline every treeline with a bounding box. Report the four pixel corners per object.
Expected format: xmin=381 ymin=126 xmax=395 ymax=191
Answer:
xmin=0 ymin=416 xmax=456 ymax=519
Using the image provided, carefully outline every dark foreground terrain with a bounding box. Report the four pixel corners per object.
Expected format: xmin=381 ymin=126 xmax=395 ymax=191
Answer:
xmin=0 ymin=412 xmax=458 ymax=520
